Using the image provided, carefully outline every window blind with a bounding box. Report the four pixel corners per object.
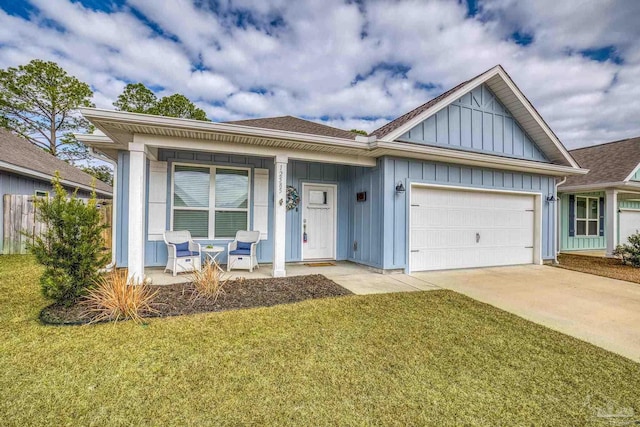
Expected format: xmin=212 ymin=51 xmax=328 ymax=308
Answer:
xmin=174 ymin=165 xmax=209 ymax=208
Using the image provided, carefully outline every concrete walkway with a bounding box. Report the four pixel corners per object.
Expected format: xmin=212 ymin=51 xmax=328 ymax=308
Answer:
xmin=146 ymin=262 xmax=440 ymax=293
xmin=411 ymin=265 xmax=640 ymax=363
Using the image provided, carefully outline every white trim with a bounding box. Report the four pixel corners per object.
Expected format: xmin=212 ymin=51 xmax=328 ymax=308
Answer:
xmin=370 ymin=141 xmax=586 ymax=177
xmin=624 ymin=162 xmax=640 ymax=182
xmin=80 ymin=107 xmax=370 ymax=150
xmin=605 ymin=189 xmax=619 ymax=257
xmin=0 ymin=160 xmax=112 ymax=196
xmin=300 ymin=182 xmax=338 ymax=261
xmin=34 ymin=190 xmax=49 ymax=197
xmin=378 ymin=66 xmax=580 ymax=169
xmin=574 ymin=196 xmax=600 ymax=237
xmin=272 ymin=158 xmax=288 ymax=277
xmin=406 ymin=182 xmax=543 ymax=273
xmin=79 ymin=108 xmax=585 ymax=175
xmin=169 ymin=162 xmax=252 ymax=240
xmin=560 ymin=181 xmax=640 ymax=194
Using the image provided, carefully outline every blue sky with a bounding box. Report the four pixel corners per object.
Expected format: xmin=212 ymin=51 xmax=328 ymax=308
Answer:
xmin=0 ymin=0 xmax=638 ymax=148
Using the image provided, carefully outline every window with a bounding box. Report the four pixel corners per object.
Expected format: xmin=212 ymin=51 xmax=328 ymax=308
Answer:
xmin=171 ymin=164 xmax=250 ymax=239
xmin=575 ymin=196 xmax=599 ymax=236
xmin=34 ymin=190 xmax=49 ymax=197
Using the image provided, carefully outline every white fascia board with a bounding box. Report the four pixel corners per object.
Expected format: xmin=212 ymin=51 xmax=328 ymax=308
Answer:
xmin=74 ymin=133 xmax=113 ymax=145
xmin=623 ymin=162 xmax=640 ymax=182
xmin=136 ymin=134 xmax=377 ymax=167
xmin=79 ymin=108 xmax=368 ymax=151
xmin=559 ymin=181 xmax=640 ymax=193
xmin=371 ymin=141 xmax=587 ymax=177
xmin=378 ymin=66 xmax=580 ymax=169
xmin=0 ymin=160 xmax=113 ymax=196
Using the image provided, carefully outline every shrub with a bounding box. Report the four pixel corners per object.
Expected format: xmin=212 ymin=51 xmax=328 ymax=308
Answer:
xmin=613 ymin=232 xmax=640 ymax=267
xmin=83 ymin=269 xmax=157 ymax=323
xmin=27 ymin=172 xmax=109 ymax=305
xmin=190 ymin=261 xmax=228 ymax=302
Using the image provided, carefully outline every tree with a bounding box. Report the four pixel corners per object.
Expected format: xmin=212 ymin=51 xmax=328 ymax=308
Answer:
xmin=82 ymin=164 xmax=113 ymax=186
xmin=152 ymin=94 xmax=209 ymax=121
xmin=0 ymin=59 xmax=94 ymax=162
xmin=114 ymin=83 xmax=209 ymax=121
xmin=350 ymin=129 xmax=368 ymax=136
xmin=27 ymin=173 xmax=109 ymax=305
xmin=112 ymin=83 xmax=157 ymax=114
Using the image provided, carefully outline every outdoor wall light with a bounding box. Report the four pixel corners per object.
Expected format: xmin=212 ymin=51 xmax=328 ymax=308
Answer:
xmin=546 ymin=194 xmax=557 ymax=203
xmin=395 ymin=182 xmax=406 ymax=193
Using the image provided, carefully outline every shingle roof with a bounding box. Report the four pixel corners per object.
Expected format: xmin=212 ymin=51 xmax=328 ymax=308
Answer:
xmin=370 ymin=79 xmax=473 ymax=139
xmin=224 ymin=115 xmax=357 ymax=140
xmin=0 ymin=129 xmax=112 ymax=194
xmin=561 ymin=136 xmax=640 ymax=188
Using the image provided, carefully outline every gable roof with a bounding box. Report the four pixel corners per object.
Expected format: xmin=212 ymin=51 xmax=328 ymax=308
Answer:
xmin=560 ymin=136 xmax=640 ymax=188
xmin=0 ymin=129 xmax=112 ymax=195
xmin=224 ymin=116 xmax=357 ymax=140
xmin=371 ymin=79 xmax=472 ymax=139
xmin=370 ymin=65 xmax=578 ymax=168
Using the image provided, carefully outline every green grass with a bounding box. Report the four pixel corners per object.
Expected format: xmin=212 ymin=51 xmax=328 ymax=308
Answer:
xmin=2 ymin=255 xmax=640 ymax=426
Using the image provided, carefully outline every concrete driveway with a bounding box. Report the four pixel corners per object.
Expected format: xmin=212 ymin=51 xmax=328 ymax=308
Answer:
xmin=411 ymin=265 xmax=640 ymax=362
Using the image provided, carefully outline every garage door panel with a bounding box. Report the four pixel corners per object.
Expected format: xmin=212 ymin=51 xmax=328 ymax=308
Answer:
xmin=410 ymin=187 xmax=535 ymax=271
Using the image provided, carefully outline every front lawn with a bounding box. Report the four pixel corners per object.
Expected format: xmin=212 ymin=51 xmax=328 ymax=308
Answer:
xmin=558 ymin=253 xmax=640 ymax=284
xmin=2 ymin=255 xmax=640 ymax=426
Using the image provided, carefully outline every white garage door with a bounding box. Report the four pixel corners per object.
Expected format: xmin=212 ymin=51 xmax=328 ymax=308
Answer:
xmin=619 ymin=210 xmax=640 ymax=245
xmin=410 ymin=187 xmax=535 ymax=271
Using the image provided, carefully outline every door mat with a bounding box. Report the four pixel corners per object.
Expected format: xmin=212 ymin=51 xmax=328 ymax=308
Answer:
xmin=304 ymin=262 xmax=336 ymax=267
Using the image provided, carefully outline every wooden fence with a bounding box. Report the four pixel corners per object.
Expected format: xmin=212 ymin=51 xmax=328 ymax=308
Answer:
xmin=2 ymin=195 xmax=112 ymax=255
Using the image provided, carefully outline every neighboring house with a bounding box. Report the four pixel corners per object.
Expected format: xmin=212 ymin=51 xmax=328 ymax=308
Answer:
xmin=0 ymin=129 xmax=113 ymax=253
xmin=558 ymin=137 xmax=640 ymax=256
xmin=76 ymin=65 xmax=586 ymax=281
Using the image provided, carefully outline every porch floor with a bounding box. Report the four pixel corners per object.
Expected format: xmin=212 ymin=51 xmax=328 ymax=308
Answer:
xmin=145 ymin=261 xmax=441 ymax=295
xmin=560 ymin=250 xmax=606 ymax=258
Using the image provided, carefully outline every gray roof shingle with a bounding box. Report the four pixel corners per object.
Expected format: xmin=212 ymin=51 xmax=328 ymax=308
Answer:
xmin=224 ymin=115 xmax=357 ymax=140
xmin=0 ymin=129 xmax=112 ymax=194
xmin=561 ymin=136 xmax=640 ymax=188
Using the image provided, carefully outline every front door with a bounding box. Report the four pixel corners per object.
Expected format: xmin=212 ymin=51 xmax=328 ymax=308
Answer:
xmin=302 ymin=184 xmax=336 ymax=260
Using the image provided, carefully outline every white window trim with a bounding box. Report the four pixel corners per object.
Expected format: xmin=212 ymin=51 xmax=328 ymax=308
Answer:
xmin=170 ymin=162 xmax=251 ymax=240
xmin=575 ymin=196 xmax=599 ymax=237
xmin=34 ymin=190 xmax=49 ymax=197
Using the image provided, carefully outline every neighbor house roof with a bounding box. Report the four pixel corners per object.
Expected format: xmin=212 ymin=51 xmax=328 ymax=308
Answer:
xmin=225 ymin=116 xmax=357 ymax=140
xmin=0 ymin=129 xmax=112 ymax=195
xmin=560 ymin=136 xmax=640 ymax=188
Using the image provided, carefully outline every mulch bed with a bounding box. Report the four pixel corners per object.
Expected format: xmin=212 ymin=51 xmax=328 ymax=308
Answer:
xmin=556 ymin=253 xmax=640 ymax=284
xmin=40 ymin=274 xmax=352 ymax=325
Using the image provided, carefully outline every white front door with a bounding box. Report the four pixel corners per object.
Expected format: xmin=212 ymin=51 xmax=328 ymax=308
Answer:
xmin=302 ymin=184 xmax=336 ymax=260
xmin=410 ymin=186 xmax=536 ymax=271
xmin=619 ymin=210 xmax=640 ymax=245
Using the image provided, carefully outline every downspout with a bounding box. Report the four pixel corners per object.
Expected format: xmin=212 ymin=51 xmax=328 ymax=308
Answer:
xmin=554 ymin=176 xmax=567 ymax=264
xmin=88 ymin=147 xmax=117 ymax=271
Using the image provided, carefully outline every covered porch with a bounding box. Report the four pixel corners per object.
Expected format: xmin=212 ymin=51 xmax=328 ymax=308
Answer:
xmin=78 ymin=109 xmax=379 ymax=282
xmin=559 ymin=187 xmax=640 ymax=257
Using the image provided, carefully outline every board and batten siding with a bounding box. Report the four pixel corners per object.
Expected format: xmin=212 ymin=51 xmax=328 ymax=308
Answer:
xmin=630 ymin=168 xmax=640 ymax=181
xmin=382 ymin=156 xmax=557 ymax=270
xmin=115 ymin=148 xmax=384 ymax=268
xmin=0 ymin=170 xmax=94 ymax=253
xmin=398 ymin=83 xmax=549 ymax=163
xmin=559 ymin=192 xmax=605 ymax=251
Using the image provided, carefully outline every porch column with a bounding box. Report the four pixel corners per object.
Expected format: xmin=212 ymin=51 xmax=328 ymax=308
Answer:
xmin=272 ymin=155 xmax=288 ymax=277
xmin=128 ymin=142 xmax=147 ymax=283
xmin=605 ymin=188 xmax=618 ymax=257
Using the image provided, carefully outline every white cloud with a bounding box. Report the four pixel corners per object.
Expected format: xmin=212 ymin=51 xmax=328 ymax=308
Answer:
xmin=0 ymin=0 xmax=638 ymax=148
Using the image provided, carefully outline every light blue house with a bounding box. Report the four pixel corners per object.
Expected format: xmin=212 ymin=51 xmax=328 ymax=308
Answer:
xmin=558 ymin=137 xmax=640 ymax=256
xmin=77 ymin=65 xmax=585 ymax=281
